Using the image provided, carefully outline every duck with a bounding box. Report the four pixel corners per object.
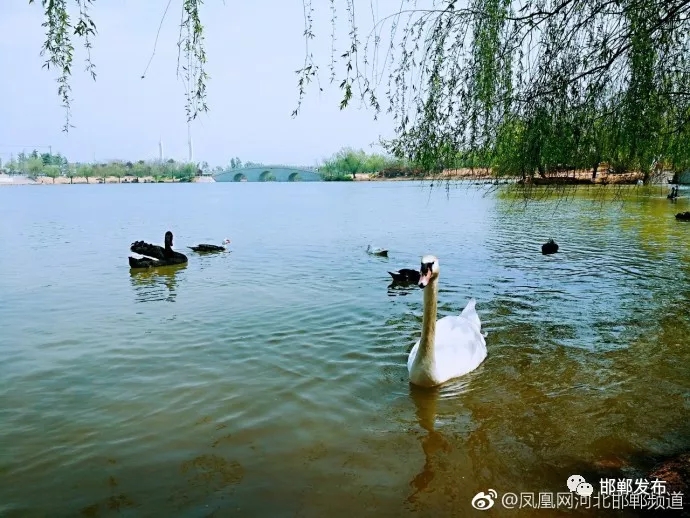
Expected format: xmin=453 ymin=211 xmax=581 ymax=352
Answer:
xmin=388 ymin=268 xmax=421 ymax=284
xmin=407 ymin=255 xmax=487 ymax=387
xmin=366 ymin=244 xmax=389 ymax=257
xmin=541 ymin=239 xmax=559 ymax=255
xmin=128 ymin=231 xmax=188 ymax=268
xmin=676 ymin=212 xmax=690 ymax=221
xmin=189 ymin=238 xmax=231 ymax=253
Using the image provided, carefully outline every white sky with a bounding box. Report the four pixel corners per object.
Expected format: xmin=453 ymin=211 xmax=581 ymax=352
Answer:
xmin=0 ymin=0 xmax=409 ymax=167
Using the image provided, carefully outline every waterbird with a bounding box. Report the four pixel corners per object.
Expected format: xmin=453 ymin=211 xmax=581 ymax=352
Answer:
xmin=388 ymin=268 xmax=421 ymax=285
xmin=189 ymin=238 xmax=231 ymax=253
xmin=366 ymin=244 xmax=389 ymax=257
xmin=541 ymin=239 xmax=559 ymax=255
xmin=407 ymin=255 xmax=487 ymax=387
xmin=129 ymin=231 xmax=188 ymax=268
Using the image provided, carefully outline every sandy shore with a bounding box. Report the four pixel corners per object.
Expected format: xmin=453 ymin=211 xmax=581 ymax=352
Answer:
xmin=355 ymin=167 xmax=646 ymax=184
xmin=352 ymin=169 xmax=494 ymax=181
xmin=35 ymin=175 xmax=176 ymax=185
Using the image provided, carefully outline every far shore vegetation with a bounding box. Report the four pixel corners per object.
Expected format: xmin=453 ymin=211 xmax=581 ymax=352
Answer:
xmin=1 ymin=147 xmax=463 ymax=184
xmin=0 ymin=150 xmax=296 ymax=184
xmin=2 ymin=146 xmax=680 ymax=187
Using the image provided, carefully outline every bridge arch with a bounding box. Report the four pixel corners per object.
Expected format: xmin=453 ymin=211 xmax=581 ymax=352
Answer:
xmin=259 ymin=170 xmax=276 ymax=182
xmin=213 ymin=166 xmax=322 ymax=182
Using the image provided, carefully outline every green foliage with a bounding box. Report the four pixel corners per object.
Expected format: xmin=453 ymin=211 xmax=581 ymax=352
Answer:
xmin=4 ymin=159 xmax=19 ymax=173
xmin=76 ymin=164 xmax=94 ymax=183
xmin=229 ymin=158 xmax=243 ymax=169
xmin=65 ymin=164 xmax=77 ymax=183
xmin=293 ymin=1 xmax=690 ymax=184
xmin=319 ymin=147 xmax=406 ymax=179
xmin=43 ymin=164 xmax=61 ymax=182
xmin=131 ymin=161 xmax=150 ymax=178
xmin=25 ymin=157 xmax=45 ymax=177
xmin=33 ymin=1 xmax=690 ymax=187
xmin=29 ymin=0 xmax=96 ymax=132
xmin=70 ymin=160 xmax=199 ymax=182
xmin=6 ymin=150 xmax=68 ymax=176
xmin=322 ymin=174 xmax=353 ymax=182
xmin=31 ymin=0 xmax=206 ymax=131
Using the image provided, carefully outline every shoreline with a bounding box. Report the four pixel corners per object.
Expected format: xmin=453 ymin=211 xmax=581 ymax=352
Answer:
xmin=354 ymin=167 xmax=646 ymax=184
xmin=0 ymin=168 xmax=651 ymax=186
xmin=0 ymin=174 xmax=214 ymax=186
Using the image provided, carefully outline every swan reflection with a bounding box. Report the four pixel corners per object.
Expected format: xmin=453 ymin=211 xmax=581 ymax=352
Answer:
xmin=406 ymin=379 xmax=473 ymax=507
xmin=129 ymin=263 xmax=187 ymax=303
xmin=406 ymin=385 xmax=449 ymax=505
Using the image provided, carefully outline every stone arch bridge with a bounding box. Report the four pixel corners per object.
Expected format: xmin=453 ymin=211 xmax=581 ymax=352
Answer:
xmin=212 ymin=166 xmax=322 ymax=182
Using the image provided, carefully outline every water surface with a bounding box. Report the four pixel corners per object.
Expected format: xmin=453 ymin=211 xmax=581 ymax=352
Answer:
xmin=0 ymin=182 xmax=688 ymax=517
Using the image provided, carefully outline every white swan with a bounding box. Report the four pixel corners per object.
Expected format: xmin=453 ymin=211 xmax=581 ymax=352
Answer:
xmin=407 ymin=255 xmax=487 ymax=387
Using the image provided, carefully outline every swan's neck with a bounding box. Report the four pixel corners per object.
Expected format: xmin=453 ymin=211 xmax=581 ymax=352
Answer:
xmin=419 ymin=277 xmax=438 ymax=358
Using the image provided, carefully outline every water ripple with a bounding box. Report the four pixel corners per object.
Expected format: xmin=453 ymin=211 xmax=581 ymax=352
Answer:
xmin=0 ymin=184 xmax=689 ymax=516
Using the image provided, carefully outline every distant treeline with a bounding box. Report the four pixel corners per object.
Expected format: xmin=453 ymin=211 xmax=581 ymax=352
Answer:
xmin=2 ymin=153 xmax=199 ymax=183
xmin=0 ymin=151 xmax=268 ymax=183
xmin=319 ymin=147 xmax=418 ymax=181
xmin=1 ymin=148 xmax=430 ymax=183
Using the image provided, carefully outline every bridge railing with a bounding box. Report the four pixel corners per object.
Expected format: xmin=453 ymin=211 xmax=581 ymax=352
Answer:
xmin=211 ymin=166 xmax=323 ymax=182
xmin=222 ymin=165 xmax=319 ymax=172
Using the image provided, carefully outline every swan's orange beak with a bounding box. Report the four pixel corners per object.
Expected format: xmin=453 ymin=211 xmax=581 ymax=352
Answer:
xmin=418 ymin=268 xmax=432 ymax=289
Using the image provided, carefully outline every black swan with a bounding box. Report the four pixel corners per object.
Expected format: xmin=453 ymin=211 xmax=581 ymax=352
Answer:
xmin=388 ymin=268 xmax=421 ymax=284
xmin=676 ymin=212 xmax=690 ymax=221
xmin=542 ymin=239 xmax=559 ymax=255
xmin=129 ymin=231 xmax=188 ymax=268
xmin=189 ymin=238 xmax=230 ymax=253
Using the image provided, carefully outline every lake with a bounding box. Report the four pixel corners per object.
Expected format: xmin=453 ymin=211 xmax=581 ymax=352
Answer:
xmin=0 ymin=181 xmax=688 ymax=517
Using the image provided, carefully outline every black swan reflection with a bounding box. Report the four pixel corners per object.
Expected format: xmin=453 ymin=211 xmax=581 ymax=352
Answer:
xmin=129 ymin=262 xmax=186 ymax=303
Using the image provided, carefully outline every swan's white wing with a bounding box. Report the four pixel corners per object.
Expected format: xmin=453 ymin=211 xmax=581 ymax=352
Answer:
xmin=433 ymin=312 xmax=487 ymax=381
xmin=460 ymin=298 xmax=481 ymax=333
xmin=436 ymin=298 xmax=487 ymax=376
xmin=407 ymin=339 xmax=421 ymax=372
xmin=407 ymin=298 xmax=488 ymax=385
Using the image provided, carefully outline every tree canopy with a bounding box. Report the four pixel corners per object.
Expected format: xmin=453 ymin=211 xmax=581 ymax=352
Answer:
xmin=30 ymin=0 xmax=690 ymax=181
xmin=319 ymin=147 xmax=408 ymax=180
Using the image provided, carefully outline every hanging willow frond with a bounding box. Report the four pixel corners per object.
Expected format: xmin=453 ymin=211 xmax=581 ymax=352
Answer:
xmin=30 ymin=0 xmax=208 ymax=131
xmin=31 ymin=0 xmax=690 ymax=183
xmin=296 ymin=0 xmax=690 ymax=181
